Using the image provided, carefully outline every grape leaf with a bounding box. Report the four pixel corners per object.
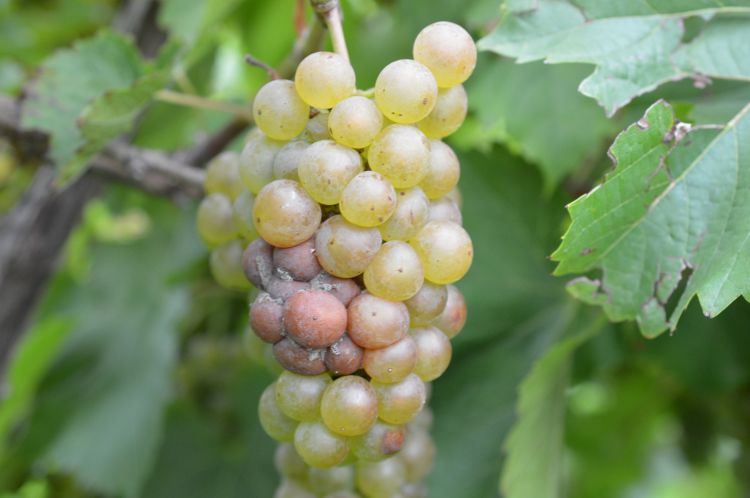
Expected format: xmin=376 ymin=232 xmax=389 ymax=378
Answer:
xmin=478 ymin=0 xmax=750 ymax=115
xmin=552 ymin=100 xmax=750 ymax=337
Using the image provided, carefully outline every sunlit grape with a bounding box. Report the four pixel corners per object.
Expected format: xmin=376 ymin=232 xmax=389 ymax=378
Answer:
xmin=295 ymin=52 xmax=356 ymax=109
xmin=363 ymin=241 xmax=424 ymax=302
xmin=418 ymin=85 xmax=467 ymax=139
xmin=420 ymin=140 xmax=460 ymax=200
xmin=253 ymin=79 xmax=310 ymax=140
xmin=374 ymin=60 xmax=437 ymax=124
xmin=339 ymin=171 xmax=397 ymax=227
xmin=413 ymin=21 xmax=477 ymax=87
xmin=273 ymin=141 xmax=308 ymax=181
xmin=315 ymin=215 xmax=381 ymax=278
xmin=298 ymin=140 xmax=363 ymax=205
xmin=409 ymin=220 xmax=472 ymax=284
xmin=378 ymin=187 xmax=430 ymax=242
xmin=410 ymin=326 xmax=451 ymax=381
xmin=253 ymin=180 xmax=322 ymax=248
xmin=368 ymin=125 xmax=430 ymax=188
xmin=348 ymin=293 xmax=410 ymax=349
xmin=329 ymin=96 xmax=384 ymax=149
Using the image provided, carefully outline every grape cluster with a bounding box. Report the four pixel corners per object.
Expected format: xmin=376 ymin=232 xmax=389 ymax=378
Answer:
xmin=196 ymin=20 xmax=475 ymax=498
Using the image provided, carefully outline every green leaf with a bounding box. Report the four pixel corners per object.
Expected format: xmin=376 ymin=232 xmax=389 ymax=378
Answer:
xmin=157 ymin=0 xmax=244 ymax=47
xmin=552 ymin=100 xmax=750 ymax=336
xmin=479 ymin=0 xmax=750 ymax=115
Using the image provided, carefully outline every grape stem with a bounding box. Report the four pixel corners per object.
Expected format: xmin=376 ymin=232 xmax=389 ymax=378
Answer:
xmin=245 ymin=54 xmax=281 ymax=80
xmin=310 ymin=0 xmax=350 ymax=62
xmin=154 ymin=90 xmax=253 ymax=121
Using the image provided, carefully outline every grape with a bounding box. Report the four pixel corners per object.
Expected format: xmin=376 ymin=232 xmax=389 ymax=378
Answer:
xmin=267 ymin=277 xmax=312 ymax=300
xmin=363 ymin=335 xmax=417 ymax=384
xmin=315 ymin=215 xmax=381 ymax=278
xmin=298 ymin=140 xmax=363 ymax=205
xmin=428 ymin=196 xmax=462 ymax=224
xmin=399 ymin=482 xmax=428 ymax=498
xmin=294 ymin=421 xmax=350 ymax=468
xmin=410 ymin=221 xmax=472 ymax=284
xmin=324 ymin=334 xmax=364 ymax=375
xmin=210 ymin=240 xmax=251 ymax=290
xmin=304 ymin=110 xmax=331 ymax=141
xmin=378 ymin=187 xmax=430 ymax=242
xmin=433 ymin=284 xmax=467 ymax=338
xmin=239 ymin=128 xmax=284 ymax=193
xmin=405 ymin=282 xmax=447 ymax=327
xmin=233 ymin=190 xmax=259 ymax=241
xmin=363 ymin=241 xmax=424 ymax=302
xmin=408 ymin=406 xmax=433 ymax=432
xmin=410 ymin=326 xmax=452 ymax=381
xmin=275 ymin=443 xmax=309 ymax=481
xmin=420 ymin=140 xmax=460 ymax=200
xmin=368 ymin=125 xmax=430 ymax=189
xmin=273 ymin=141 xmax=308 ymax=181
xmin=295 ymin=52 xmax=356 ymax=109
xmin=400 ymin=429 xmax=435 ymax=482
xmin=418 ymin=85 xmax=467 ymax=139
xmin=351 ymin=422 xmax=405 ymax=461
xmin=348 ymin=293 xmax=410 ymax=349
xmin=308 ymin=466 xmax=354 ymax=496
xmin=324 ymin=491 xmax=362 ymax=498
xmin=374 ymin=60 xmax=437 ymax=124
xmin=243 ymin=238 xmax=274 ymax=288
xmin=356 ymin=457 xmax=407 ymax=498
xmin=204 ymin=151 xmax=243 ymax=199
xmin=372 ymin=374 xmax=426 ymax=425
xmin=273 ymin=338 xmax=327 ymax=375
xmin=321 ymin=376 xmax=378 ymax=436
xmin=273 ymin=238 xmax=322 ymax=281
xmin=284 ymin=290 xmax=348 ymax=348
xmin=329 ymin=96 xmax=384 ymax=149
xmin=253 ymin=79 xmax=310 ymax=140
xmin=339 ymin=171 xmax=397 ymax=227
xmin=197 ymin=193 xmax=236 ymax=246
xmin=250 ymin=292 xmax=284 ymax=343
xmin=253 ymin=180 xmax=322 ymax=248
xmin=312 ymin=273 xmax=362 ymax=306
xmin=275 ymin=480 xmax=316 ymax=498
xmin=413 ymin=21 xmax=477 ymax=87
xmin=259 ymin=383 xmax=298 ymax=442
xmin=276 ymin=370 xmax=332 ymax=422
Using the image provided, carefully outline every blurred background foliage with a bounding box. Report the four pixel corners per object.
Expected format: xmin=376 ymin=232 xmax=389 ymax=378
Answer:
xmin=1 ymin=0 xmax=749 ymax=497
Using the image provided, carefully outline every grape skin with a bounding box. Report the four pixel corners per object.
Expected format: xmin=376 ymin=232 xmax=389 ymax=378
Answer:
xmin=273 ymin=238 xmax=322 ymax=282
xmin=210 ymin=240 xmax=251 ymax=290
xmin=253 ymin=180 xmax=322 ymax=248
xmin=284 ymin=290 xmax=348 ymax=348
xmin=273 ymin=338 xmax=327 ymax=375
xmin=253 ymin=79 xmax=310 ymax=140
xmin=304 ymin=110 xmax=331 ymax=141
xmin=363 ymin=335 xmax=417 ymax=384
xmin=232 ymin=190 xmax=258 ymax=241
xmin=324 ymin=334 xmax=364 ymax=375
xmin=259 ymin=383 xmax=298 ymax=442
xmin=204 ymin=151 xmax=243 ymax=199
xmin=347 ymin=293 xmax=410 ymax=349
xmin=197 ymin=193 xmax=236 ymax=247
xmin=400 ymin=428 xmax=436 ymax=482
xmin=433 ymin=284 xmax=467 ymax=339
xmin=250 ymin=292 xmax=284 ymax=343
xmin=295 ymin=52 xmax=356 ymax=109
xmin=410 ymin=220 xmax=472 ymax=284
xmin=374 ymin=60 xmax=437 ymax=124
xmin=405 ymin=282 xmax=448 ymax=327
xmin=294 ymin=421 xmax=350 ymax=468
xmin=420 ymin=140 xmax=460 ymax=200
xmin=368 ymin=125 xmax=431 ymax=189
xmin=356 ymin=457 xmax=407 ymax=498
xmin=351 ymin=422 xmax=405 ymax=462
xmin=273 ymin=141 xmax=308 ymax=182
xmin=276 ymin=370 xmax=332 ymax=422
xmin=242 ymin=238 xmax=274 ymax=288
xmin=339 ymin=171 xmax=397 ymax=228
xmin=410 ymin=326 xmax=452 ymax=381
xmin=308 ymin=465 xmax=355 ymax=496
xmin=363 ymin=241 xmax=424 ymax=302
xmin=311 ymin=272 xmax=362 ymax=306
xmin=275 ymin=443 xmax=309 ymax=481
xmin=299 ymin=140 xmax=363 ymax=205
xmin=428 ymin=196 xmax=463 ymax=225
xmin=240 ymin=127 xmax=284 ymax=194
xmin=413 ymin=21 xmax=477 ymax=88
xmin=329 ymin=96 xmax=384 ymax=149
xmin=315 ymin=215 xmax=382 ymax=278
xmin=321 ymin=376 xmax=379 ymax=436
xmin=417 ymin=85 xmax=468 ymax=139
xmin=371 ymin=373 xmax=426 ymax=425
xmin=378 ymin=187 xmax=430 ymax=242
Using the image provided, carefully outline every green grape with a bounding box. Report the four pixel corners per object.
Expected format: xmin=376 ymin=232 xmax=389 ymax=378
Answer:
xmin=356 ymin=457 xmax=407 ymax=498
xmin=259 ymin=383 xmax=298 ymax=442
xmin=368 ymin=125 xmax=430 ymax=188
xmin=295 ymin=52 xmax=356 ymax=109
xmin=232 ymin=190 xmax=258 ymax=240
xmin=308 ymin=466 xmax=354 ymax=496
xmin=371 ymin=374 xmax=426 ymax=425
xmin=329 ymin=96 xmax=384 ymax=149
xmin=408 ymin=406 xmax=433 ymax=432
xmin=410 ymin=220 xmax=472 ymax=284
xmin=405 ymin=282 xmax=447 ymax=327
xmin=276 ymin=370 xmax=332 ymax=422
xmin=433 ymin=284 xmax=467 ymax=338
xmin=275 ymin=480 xmax=316 ymax=498
xmin=379 ymin=187 xmax=430 ymax=242
xmin=197 ymin=193 xmax=236 ymax=246
xmin=413 ymin=21 xmax=477 ymax=88
xmin=400 ymin=429 xmax=435 ymax=481
xmin=304 ymin=110 xmax=331 ymax=141
xmin=204 ymin=151 xmax=243 ymax=199
xmin=321 ymin=376 xmax=378 ymax=436
xmin=428 ymin=197 xmax=462 ymax=225
xmin=273 ymin=141 xmax=308 ymax=181
xmin=239 ymin=128 xmax=284 ymax=194
xmin=351 ymin=422 xmax=405 ymax=461
xmin=210 ymin=240 xmax=251 ymax=290
xmin=374 ymin=59 xmax=437 ymax=124
xmin=298 ymin=140 xmax=363 ymax=205
xmin=363 ymin=335 xmax=417 ymax=384
xmin=294 ymin=421 xmax=350 ymax=468
xmin=339 ymin=171 xmax=397 ymax=227
xmin=275 ymin=443 xmax=309 ymax=481
xmin=253 ymin=79 xmax=310 ymax=140
xmin=348 ymin=293 xmax=410 ymax=349
xmin=363 ymin=241 xmax=424 ymax=302
xmin=253 ymin=180 xmax=322 ymax=248
xmin=315 ymin=215 xmax=381 ymax=278
xmin=410 ymin=326 xmax=452 ymax=381
xmin=419 ymin=140 xmax=460 ymax=200
xmin=417 ymin=85 xmax=467 ymax=139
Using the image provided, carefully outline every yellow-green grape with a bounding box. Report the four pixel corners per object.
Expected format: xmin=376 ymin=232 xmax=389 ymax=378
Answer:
xmin=446 ymin=186 xmax=462 ymax=207
xmin=295 ymin=52 xmax=356 ymax=109
xmin=371 ymin=374 xmax=426 ymax=425
xmin=413 ymin=21 xmax=477 ymax=88
xmin=339 ymin=171 xmax=397 ymax=227
xmin=273 ymin=141 xmax=308 ymax=181
xmin=420 ymin=140 xmax=460 ymax=200
xmin=275 ymin=443 xmax=309 ymax=482
xmin=368 ymin=125 xmax=430 ymax=188
xmin=329 ymin=96 xmax=384 ymax=149
xmin=259 ymin=383 xmax=298 ymax=442
xmin=321 ymin=376 xmax=378 ymax=436
xmin=405 ymin=282 xmax=447 ymax=327
xmin=433 ymin=284 xmax=467 ymax=339
xmin=315 ymin=215 xmax=381 ymax=278
xmin=399 ymin=429 xmax=435 ymax=482
xmin=363 ymin=335 xmax=417 ymax=384
xmin=204 ymin=151 xmax=243 ymax=199
xmin=410 ymin=220 xmax=472 ymax=284
xmin=308 ymin=466 xmax=354 ymax=496
xmin=408 ymin=406 xmax=433 ymax=432
xmin=275 ymin=481 xmax=316 ymax=498
xmin=232 ymin=190 xmax=258 ymax=240
xmin=356 ymin=457 xmax=407 ymax=498
xmin=276 ymin=371 xmax=332 ymax=422
xmin=253 ymin=79 xmax=310 ymax=140
xmin=379 ymin=188 xmax=430 ymax=242
xmin=410 ymin=326 xmax=452 ymax=381
xmin=298 ymin=140 xmax=363 ymax=205
xmin=253 ymin=180 xmax=322 ymax=248
xmin=428 ymin=197 xmax=462 ymax=225
xmin=352 ymin=422 xmax=405 ymax=462
xmin=374 ymin=59 xmax=437 ymax=124
xmin=239 ymin=128 xmax=284 ymax=194
xmin=418 ymin=85 xmax=467 ymax=139
xmin=363 ymin=241 xmax=424 ymax=302
xmin=294 ymin=421 xmax=350 ymax=468
xmin=210 ymin=240 xmax=251 ymax=290
xmin=197 ymin=193 xmax=237 ymax=246
xmin=304 ymin=110 xmax=331 ymax=141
